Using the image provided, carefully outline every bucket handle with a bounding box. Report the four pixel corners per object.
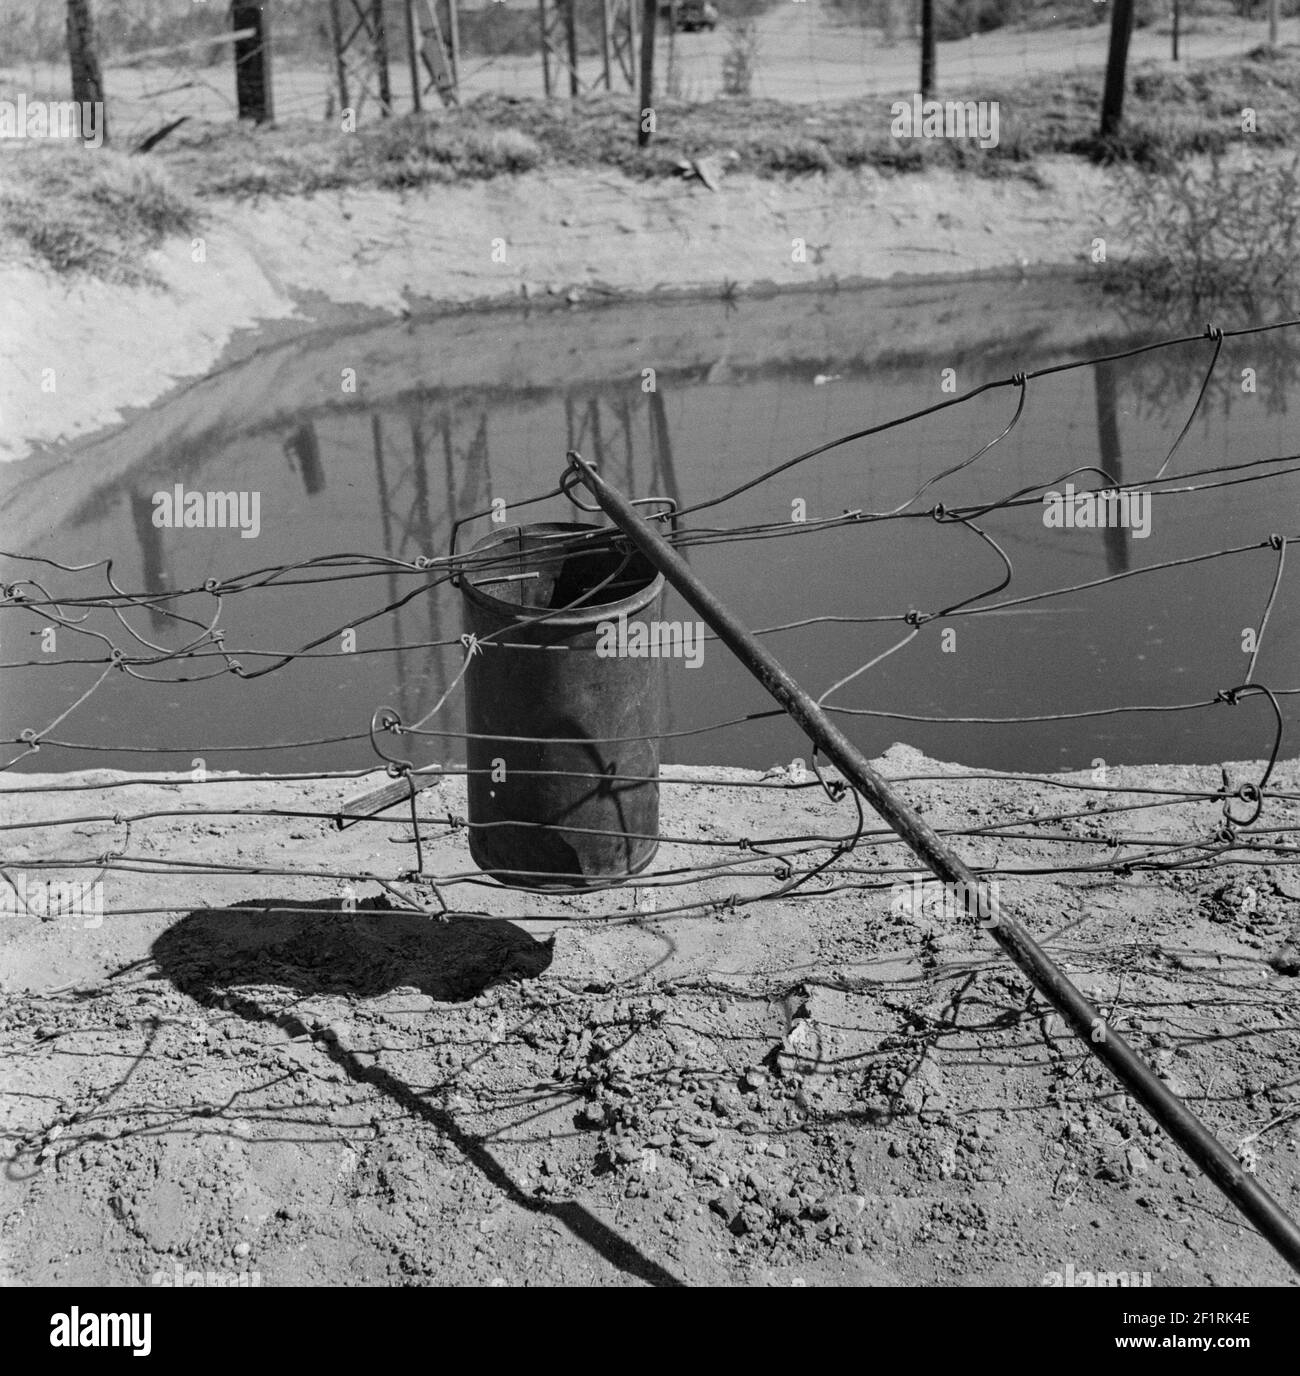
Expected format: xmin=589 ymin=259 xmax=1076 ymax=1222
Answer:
xmin=561 ymin=453 xmax=679 ymax=535
xmin=448 ymin=458 xmax=679 ymax=586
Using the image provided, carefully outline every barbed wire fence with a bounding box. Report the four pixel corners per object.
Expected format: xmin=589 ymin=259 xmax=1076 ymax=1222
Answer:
xmin=8 ymin=0 xmax=1300 ymax=145
xmin=3 ymin=315 xmax=1297 ymax=909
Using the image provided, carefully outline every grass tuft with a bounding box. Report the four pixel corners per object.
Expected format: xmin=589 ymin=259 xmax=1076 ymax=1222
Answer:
xmin=0 ymin=145 xmax=196 ymax=281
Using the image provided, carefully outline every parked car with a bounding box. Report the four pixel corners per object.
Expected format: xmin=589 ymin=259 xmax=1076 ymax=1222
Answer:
xmin=657 ymin=0 xmax=720 ymax=32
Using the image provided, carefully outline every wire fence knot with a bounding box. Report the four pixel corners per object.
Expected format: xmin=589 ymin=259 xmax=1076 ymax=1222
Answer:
xmin=1223 ymin=779 xmax=1264 ymax=828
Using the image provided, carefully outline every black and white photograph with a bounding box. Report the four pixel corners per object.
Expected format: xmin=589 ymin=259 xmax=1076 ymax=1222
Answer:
xmin=1 ymin=0 xmax=1298 ymax=1320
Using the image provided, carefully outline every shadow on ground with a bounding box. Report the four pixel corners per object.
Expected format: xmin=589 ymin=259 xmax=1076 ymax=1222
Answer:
xmin=151 ymin=895 xmax=554 ymax=1003
xmin=147 ymin=895 xmax=682 ymax=1285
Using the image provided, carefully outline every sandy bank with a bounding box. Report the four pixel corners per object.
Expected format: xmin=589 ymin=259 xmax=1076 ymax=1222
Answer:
xmin=0 ymin=158 xmax=1120 ymax=464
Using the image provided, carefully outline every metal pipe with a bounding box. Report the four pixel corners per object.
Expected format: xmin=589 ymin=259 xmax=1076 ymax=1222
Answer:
xmin=566 ymin=450 xmax=1300 ymax=1274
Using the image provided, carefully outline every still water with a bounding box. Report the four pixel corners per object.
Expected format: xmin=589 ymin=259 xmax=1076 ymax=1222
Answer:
xmin=2 ymin=275 xmax=1297 ymax=776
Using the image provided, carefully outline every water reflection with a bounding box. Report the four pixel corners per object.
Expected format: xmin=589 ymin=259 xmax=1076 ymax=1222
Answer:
xmin=2 ymin=278 xmax=1297 ymax=776
xmin=1095 ymin=359 xmax=1128 ymax=579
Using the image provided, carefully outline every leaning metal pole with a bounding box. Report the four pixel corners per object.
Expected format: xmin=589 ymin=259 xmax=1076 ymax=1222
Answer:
xmin=566 ymin=450 xmax=1300 ymax=1274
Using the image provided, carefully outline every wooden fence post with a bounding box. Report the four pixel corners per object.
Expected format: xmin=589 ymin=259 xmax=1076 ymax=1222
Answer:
xmin=638 ymin=0 xmax=656 ymax=145
xmin=919 ymin=0 xmax=934 ymax=98
xmin=328 ymin=0 xmax=350 ymax=113
xmin=565 ymin=0 xmax=580 ymax=96
xmin=373 ymin=0 xmax=393 ymax=115
xmin=65 ymin=0 xmax=108 ymax=143
xmin=1099 ymin=0 xmax=1135 ymax=140
xmin=232 ymin=2 xmax=274 ymax=123
xmin=404 ymin=0 xmax=422 ymax=111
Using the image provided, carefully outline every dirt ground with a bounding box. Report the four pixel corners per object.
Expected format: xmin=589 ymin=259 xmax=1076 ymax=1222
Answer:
xmin=2 ymin=744 xmax=1297 ymax=1287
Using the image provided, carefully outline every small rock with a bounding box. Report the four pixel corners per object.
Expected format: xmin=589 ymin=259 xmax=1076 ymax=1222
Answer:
xmin=1126 ymin=1146 xmax=1150 ymax=1175
xmin=709 ymin=1191 xmax=741 ymax=1224
xmin=1268 ymin=944 xmax=1300 ymax=976
xmin=232 ymin=1242 xmax=251 ymax=1259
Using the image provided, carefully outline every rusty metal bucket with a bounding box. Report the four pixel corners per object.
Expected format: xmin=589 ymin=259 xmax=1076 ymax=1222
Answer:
xmin=459 ymin=522 xmax=664 ymax=887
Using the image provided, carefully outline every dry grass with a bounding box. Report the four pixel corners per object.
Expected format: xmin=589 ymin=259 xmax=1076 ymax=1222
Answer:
xmin=0 ymin=143 xmax=196 ymax=282
xmin=1109 ymin=149 xmax=1300 ymax=310
xmin=141 ymin=44 xmax=1300 ymax=200
xmin=5 ymin=45 xmax=1300 ymax=280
